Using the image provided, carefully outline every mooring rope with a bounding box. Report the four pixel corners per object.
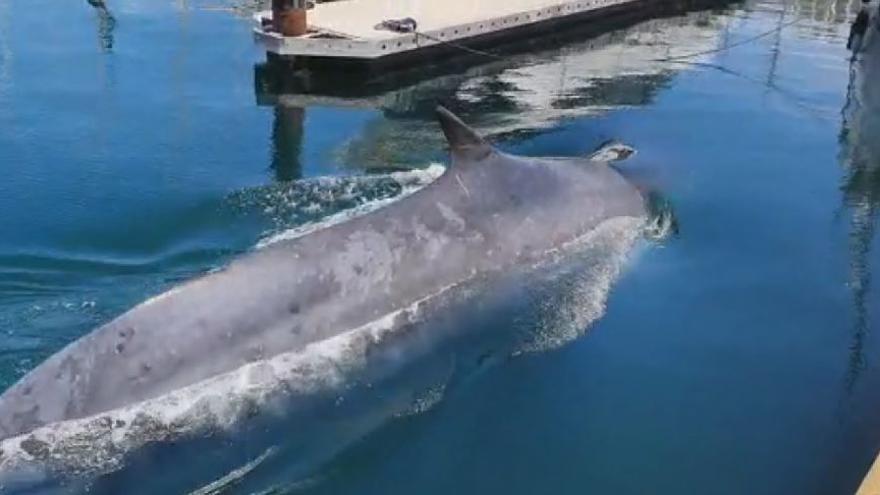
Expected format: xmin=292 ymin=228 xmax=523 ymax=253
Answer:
xmin=413 ymin=30 xmax=506 ymax=60
xmin=377 ymin=17 xmax=505 ymax=60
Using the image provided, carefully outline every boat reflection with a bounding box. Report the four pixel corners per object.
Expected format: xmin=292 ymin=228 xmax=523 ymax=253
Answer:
xmin=839 ymin=28 xmax=879 ymax=392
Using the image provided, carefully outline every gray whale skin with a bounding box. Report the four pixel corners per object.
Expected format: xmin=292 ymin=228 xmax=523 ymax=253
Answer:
xmin=0 ymin=107 xmax=647 ymax=492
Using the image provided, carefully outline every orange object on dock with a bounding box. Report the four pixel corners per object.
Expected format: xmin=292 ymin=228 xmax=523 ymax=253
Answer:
xmin=272 ymin=0 xmax=308 ymax=37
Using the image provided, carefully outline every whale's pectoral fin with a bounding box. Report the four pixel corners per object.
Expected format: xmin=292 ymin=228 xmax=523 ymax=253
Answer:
xmin=587 ymin=140 xmax=636 ymax=164
xmin=436 ymin=106 xmax=495 ymax=163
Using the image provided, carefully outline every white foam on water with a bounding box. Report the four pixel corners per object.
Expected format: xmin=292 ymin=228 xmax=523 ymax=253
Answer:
xmin=516 ymin=216 xmax=644 ymax=353
xmin=256 ymin=164 xmax=446 ymax=249
xmin=396 ymin=379 xmax=451 ymax=419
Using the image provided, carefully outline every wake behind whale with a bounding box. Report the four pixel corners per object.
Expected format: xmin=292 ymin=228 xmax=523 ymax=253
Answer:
xmin=0 ymin=108 xmax=650 ymax=493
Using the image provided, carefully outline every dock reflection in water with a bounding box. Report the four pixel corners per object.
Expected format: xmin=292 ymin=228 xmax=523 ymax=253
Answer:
xmin=255 ymin=0 xmax=733 ymax=170
xmin=271 ymin=105 xmax=306 ymax=181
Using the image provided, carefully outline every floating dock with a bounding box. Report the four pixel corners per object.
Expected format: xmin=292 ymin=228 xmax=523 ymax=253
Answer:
xmin=253 ymin=0 xmax=656 ymax=67
xmin=253 ymin=6 xmax=727 ymax=174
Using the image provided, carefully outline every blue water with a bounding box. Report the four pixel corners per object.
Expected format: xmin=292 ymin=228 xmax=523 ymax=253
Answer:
xmin=1 ymin=0 xmax=879 ymax=493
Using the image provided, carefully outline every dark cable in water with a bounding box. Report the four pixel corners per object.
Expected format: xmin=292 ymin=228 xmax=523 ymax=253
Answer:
xmin=653 ymin=17 xmax=800 ymax=62
xmin=649 ymin=16 xmax=832 ymax=121
xmin=662 ymin=58 xmax=831 ymax=121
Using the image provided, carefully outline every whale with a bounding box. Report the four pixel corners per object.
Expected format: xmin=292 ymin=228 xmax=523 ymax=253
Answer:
xmin=0 ymin=107 xmax=648 ymax=492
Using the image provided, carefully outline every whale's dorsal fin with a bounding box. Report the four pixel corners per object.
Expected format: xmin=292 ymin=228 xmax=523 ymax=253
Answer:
xmin=436 ymin=106 xmax=494 ymax=163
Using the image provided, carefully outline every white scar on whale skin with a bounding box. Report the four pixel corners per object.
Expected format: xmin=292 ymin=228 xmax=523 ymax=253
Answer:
xmin=455 ymin=173 xmax=471 ymax=198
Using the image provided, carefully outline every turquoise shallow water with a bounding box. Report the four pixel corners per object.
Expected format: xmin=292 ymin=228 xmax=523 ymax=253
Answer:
xmin=1 ymin=0 xmax=879 ymax=493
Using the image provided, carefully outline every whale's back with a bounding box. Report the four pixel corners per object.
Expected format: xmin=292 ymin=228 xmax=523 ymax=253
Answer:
xmin=0 ymin=109 xmax=646 ymax=442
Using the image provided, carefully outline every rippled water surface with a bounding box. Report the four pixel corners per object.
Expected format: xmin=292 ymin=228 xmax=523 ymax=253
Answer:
xmin=1 ymin=0 xmax=879 ymax=493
